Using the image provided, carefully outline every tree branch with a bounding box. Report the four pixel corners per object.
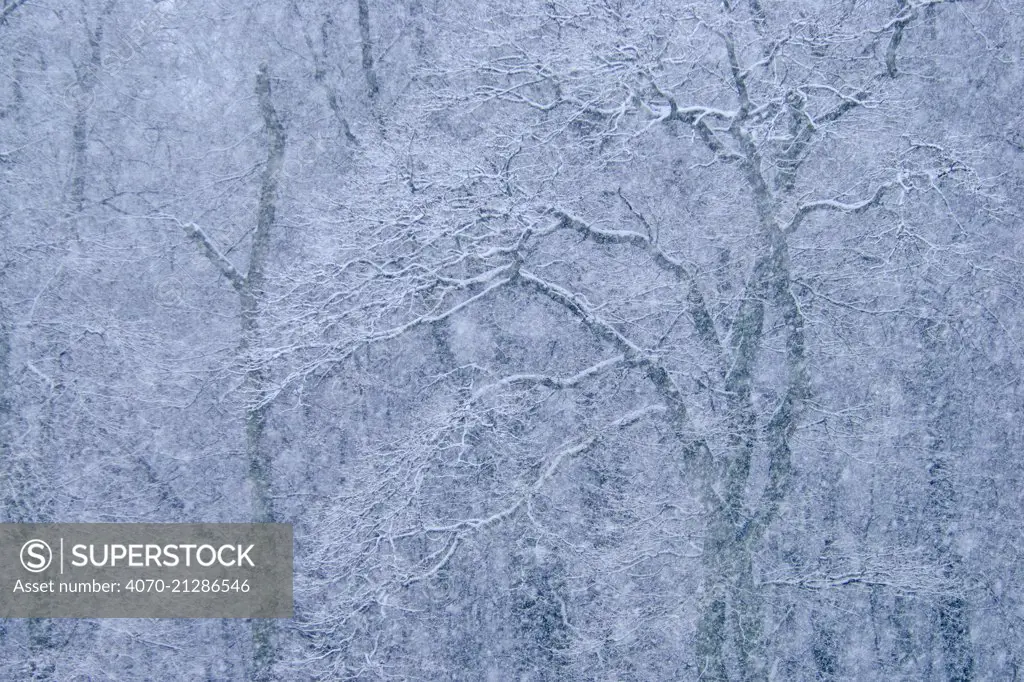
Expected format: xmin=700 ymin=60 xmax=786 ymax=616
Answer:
xmin=786 ymin=181 xmax=898 ymax=233
xmin=0 ymin=0 xmax=29 ymax=26
xmin=182 ymin=222 xmax=246 ymax=292
xmin=551 ymin=209 xmax=725 ymax=360
xmin=518 ymin=269 xmax=688 ymax=421
xmin=470 ymin=354 xmax=626 ymax=401
xmin=405 ymin=404 xmax=665 ymax=586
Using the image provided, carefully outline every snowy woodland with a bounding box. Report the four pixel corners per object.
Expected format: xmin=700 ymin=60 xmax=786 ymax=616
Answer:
xmin=1 ymin=0 xmax=1023 ymax=678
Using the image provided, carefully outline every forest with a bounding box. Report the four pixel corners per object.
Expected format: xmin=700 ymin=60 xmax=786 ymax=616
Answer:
xmin=1 ymin=0 xmax=1023 ymax=679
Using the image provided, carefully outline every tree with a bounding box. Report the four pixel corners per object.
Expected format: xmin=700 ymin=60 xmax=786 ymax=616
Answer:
xmin=279 ymin=0 xmax=1017 ymax=677
xmin=2 ymin=0 xmax=1023 ymax=678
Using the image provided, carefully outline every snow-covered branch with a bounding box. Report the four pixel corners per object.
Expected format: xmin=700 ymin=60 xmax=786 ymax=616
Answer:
xmin=786 ymin=181 xmax=898 ymax=233
xmin=182 ymin=222 xmax=246 ymax=292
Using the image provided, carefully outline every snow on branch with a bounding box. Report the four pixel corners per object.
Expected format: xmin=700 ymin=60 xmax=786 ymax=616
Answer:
xmin=786 ymin=181 xmax=899 ymax=233
xmin=553 ymin=209 xmax=685 ymax=275
xmin=182 ymin=222 xmax=246 ymax=292
xmin=367 ymin=268 xmax=516 ymax=345
xmin=550 ymin=209 xmax=725 ymax=357
xmin=470 ymin=354 xmax=626 ymax=401
xmin=406 ymin=405 xmax=665 ymax=587
xmin=764 ymin=561 xmax=961 ymax=597
xmin=518 ymin=269 xmax=688 ymax=420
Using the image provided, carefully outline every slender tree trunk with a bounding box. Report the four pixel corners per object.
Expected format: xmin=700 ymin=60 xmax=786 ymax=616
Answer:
xmin=0 ymin=299 xmax=17 ymax=520
xmin=245 ymin=62 xmax=286 ymax=682
xmin=356 ymin=0 xmax=379 ymax=100
xmin=306 ymin=13 xmax=357 ymax=145
xmin=68 ymin=3 xmax=111 ymax=221
xmin=18 ymin=9 xmax=114 ymax=673
xmin=246 ymin=62 xmax=285 ymax=526
xmin=920 ymin=318 xmax=974 ymax=681
xmin=182 ymin=62 xmax=285 ymax=681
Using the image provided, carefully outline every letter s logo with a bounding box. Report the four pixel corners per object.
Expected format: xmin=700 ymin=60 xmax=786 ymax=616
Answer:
xmin=20 ymin=539 xmax=52 ymax=573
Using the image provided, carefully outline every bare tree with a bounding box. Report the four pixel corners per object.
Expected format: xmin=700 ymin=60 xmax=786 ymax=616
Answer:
xmin=1 ymin=0 xmax=1022 ymax=678
xmin=180 ymin=62 xmax=285 ymax=679
xmin=278 ymin=0 xmax=1011 ymax=676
